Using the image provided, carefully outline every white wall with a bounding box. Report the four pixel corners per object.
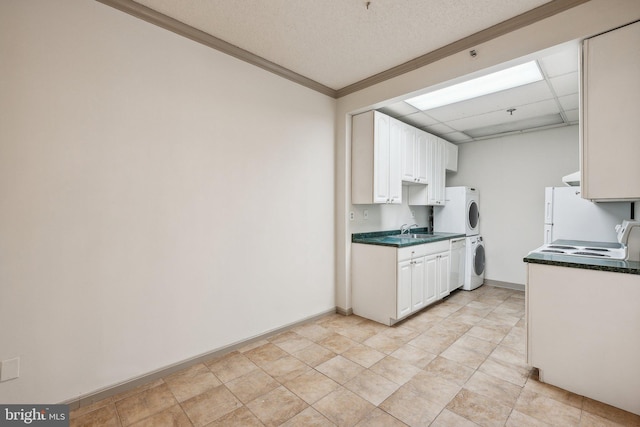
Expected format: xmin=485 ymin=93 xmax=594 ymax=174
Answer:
xmin=447 ymin=126 xmax=579 ymax=285
xmin=350 ymin=187 xmax=430 ymax=234
xmin=0 ymin=1 xmax=335 ymax=403
xmin=334 ymin=0 xmax=640 ymax=312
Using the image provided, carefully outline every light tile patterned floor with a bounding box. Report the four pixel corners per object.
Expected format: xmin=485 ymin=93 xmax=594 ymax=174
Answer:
xmin=70 ymin=285 xmax=640 ymax=426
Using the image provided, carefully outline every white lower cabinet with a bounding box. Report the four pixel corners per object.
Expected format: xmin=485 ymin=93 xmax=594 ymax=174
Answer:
xmin=352 ymin=240 xmax=451 ymax=326
xmin=434 ymin=252 xmax=451 ymax=300
xmin=397 ymin=257 xmax=426 ymax=318
xmin=526 ymin=263 xmax=640 ymax=415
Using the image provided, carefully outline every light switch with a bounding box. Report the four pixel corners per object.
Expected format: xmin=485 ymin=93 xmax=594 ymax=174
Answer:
xmin=0 ymin=357 xmax=20 ymax=382
xmin=363 ymin=210 xmax=368 ymax=220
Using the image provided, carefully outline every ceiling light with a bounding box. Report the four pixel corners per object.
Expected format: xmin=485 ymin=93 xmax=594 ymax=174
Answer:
xmin=405 ymin=61 xmax=543 ymax=111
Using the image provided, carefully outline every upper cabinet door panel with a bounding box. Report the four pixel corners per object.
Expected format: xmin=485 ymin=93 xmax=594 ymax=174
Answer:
xmin=401 ymin=124 xmax=416 ymax=182
xmin=582 ymin=21 xmax=640 ymax=201
xmin=388 ymin=118 xmax=403 ymax=203
xmin=373 ymin=112 xmax=391 ymax=203
xmin=352 ymin=110 xmax=403 ymax=204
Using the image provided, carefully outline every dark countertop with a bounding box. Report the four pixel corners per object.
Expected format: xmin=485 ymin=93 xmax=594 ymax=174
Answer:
xmin=523 ymin=239 xmax=640 ymax=275
xmin=352 ymin=228 xmax=466 ymax=248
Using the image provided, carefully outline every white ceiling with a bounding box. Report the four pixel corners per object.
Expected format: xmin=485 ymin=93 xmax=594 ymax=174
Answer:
xmin=379 ymin=43 xmax=580 ymax=143
xmin=125 ymin=0 xmax=580 ymax=142
xmin=132 ymin=0 xmax=551 ymax=90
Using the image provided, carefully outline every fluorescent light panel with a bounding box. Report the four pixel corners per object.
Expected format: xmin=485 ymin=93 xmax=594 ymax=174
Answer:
xmin=406 ymin=61 xmax=543 ymax=111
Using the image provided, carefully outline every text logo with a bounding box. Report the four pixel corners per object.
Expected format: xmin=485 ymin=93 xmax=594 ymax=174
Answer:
xmin=1 ymin=405 xmax=68 ymax=426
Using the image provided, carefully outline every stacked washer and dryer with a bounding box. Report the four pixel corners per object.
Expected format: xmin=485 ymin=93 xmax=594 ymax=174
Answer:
xmin=434 ymin=187 xmax=485 ymax=290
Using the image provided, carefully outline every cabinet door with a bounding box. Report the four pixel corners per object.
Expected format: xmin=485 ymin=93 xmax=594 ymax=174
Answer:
xmin=411 ymin=257 xmax=426 ymax=311
xmin=401 ymin=124 xmax=416 ymax=182
xmin=437 ymin=252 xmax=451 ymax=298
xmin=445 ymin=141 xmax=458 ymax=172
xmin=388 ymin=118 xmax=403 ymax=203
xmin=373 ymin=112 xmax=391 ymax=203
xmin=397 ymin=260 xmax=413 ymax=318
xmin=582 ymin=21 xmax=640 ymax=200
xmin=434 ymin=138 xmax=446 ymax=205
xmin=424 ymin=254 xmax=438 ymax=305
xmin=425 ymin=135 xmax=446 ymax=205
xmin=415 ymin=131 xmax=428 ymax=183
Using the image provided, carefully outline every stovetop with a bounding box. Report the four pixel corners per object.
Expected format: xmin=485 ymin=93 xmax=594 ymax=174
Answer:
xmin=530 ymin=240 xmax=626 ymax=260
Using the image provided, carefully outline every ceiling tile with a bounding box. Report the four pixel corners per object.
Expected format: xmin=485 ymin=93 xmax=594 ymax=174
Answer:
xmin=549 ymin=72 xmax=579 ymax=97
xmin=401 ymin=112 xmax=439 ymax=127
xmin=378 ymin=102 xmax=420 ymax=117
xmin=558 ymin=93 xmax=579 ymax=110
xmin=538 ymin=45 xmax=579 ymax=77
xmin=564 ymin=109 xmax=579 ymax=122
xmin=424 ymin=80 xmax=553 ymax=122
xmin=424 ymin=123 xmax=456 ymax=134
xmin=465 ymin=113 xmax=564 ymax=138
xmin=441 ymin=132 xmax=473 ymax=143
xmin=444 ymin=98 xmax=560 ymax=131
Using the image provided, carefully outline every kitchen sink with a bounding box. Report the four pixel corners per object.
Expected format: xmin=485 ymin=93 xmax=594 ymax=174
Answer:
xmin=389 ymin=233 xmax=433 ymax=239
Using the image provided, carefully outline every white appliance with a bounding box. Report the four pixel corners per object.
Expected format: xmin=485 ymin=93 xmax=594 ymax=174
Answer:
xmin=449 ymin=237 xmax=466 ymax=290
xmin=530 ymin=240 xmax=626 ymax=259
xmin=544 ymin=187 xmax=632 ymax=244
xmin=616 ymin=219 xmax=640 ymax=261
xmin=434 ymin=186 xmax=479 ymax=236
xmin=464 ymin=235 xmax=485 ymax=290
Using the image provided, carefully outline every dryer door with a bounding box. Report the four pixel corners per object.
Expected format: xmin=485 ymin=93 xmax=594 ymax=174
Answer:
xmin=474 ymin=243 xmax=485 ymax=276
xmin=467 ymin=200 xmax=479 ymax=234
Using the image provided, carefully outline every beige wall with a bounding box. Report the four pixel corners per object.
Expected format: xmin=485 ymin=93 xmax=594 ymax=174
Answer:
xmin=335 ymin=0 xmax=640 ymax=311
xmin=0 ymin=1 xmax=335 ymax=403
xmin=447 ymin=126 xmax=579 ymax=285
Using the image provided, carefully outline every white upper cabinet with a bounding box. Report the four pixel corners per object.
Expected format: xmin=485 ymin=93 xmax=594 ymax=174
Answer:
xmin=401 ymin=125 xmax=428 ymax=184
xmin=581 ymin=20 xmax=640 ymax=201
xmin=352 ymin=111 xmax=402 ymax=204
xmin=415 ymin=130 xmax=428 ymax=183
xmin=353 ymin=110 xmax=452 ymax=205
xmin=445 ymin=140 xmax=458 ymax=172
xmin=408 ymin=134 xmax=446 ymax=206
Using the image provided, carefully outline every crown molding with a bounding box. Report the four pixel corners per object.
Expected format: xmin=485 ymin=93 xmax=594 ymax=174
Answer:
xmin=96 ymin=0 xmax=338 ymax=98
xmin=97 ymin=0 xmax=589 ymax=99
xmin=335 ymin=0 xmax=590 ymax=97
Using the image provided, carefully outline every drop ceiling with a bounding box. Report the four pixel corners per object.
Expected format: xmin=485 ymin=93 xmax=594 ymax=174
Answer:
xmin=103 ymin=0 xmax=584 ymax=141
xmin=380 ymin=44 xmax=580 ymax=143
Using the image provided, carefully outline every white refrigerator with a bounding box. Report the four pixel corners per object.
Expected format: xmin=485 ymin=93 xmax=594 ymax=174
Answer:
xmin=544 ymin=187 xmax=632 ymax=243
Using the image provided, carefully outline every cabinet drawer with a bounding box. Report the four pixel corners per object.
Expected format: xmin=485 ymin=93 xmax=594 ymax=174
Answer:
xmin=397 ymin=240 xmax=450 ymax=261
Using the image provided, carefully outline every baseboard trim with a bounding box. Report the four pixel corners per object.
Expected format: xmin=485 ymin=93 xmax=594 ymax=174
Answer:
xmin=336 ymin=306 xmax=353 ymax=316
xmin=64 ymin=307 xmax=337 ymax=410
xmin=484 ymin=279 xmax=525 ymax=292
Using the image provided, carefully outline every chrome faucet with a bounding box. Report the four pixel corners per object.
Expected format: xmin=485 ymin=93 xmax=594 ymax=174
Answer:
xmin=400 ymin=223 xmax=419 ymax=234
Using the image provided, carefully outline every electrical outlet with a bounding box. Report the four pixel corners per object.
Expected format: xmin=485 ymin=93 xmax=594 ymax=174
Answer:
xmin=411 ymin=210 xmax=415 ymax=218
xmin=0 ymin=357 xmax=20 ymax=382
xmin=363 ymin=210 xmax=368 ymax=220
xmin=349 ymin=211 xmax=355 ymax=221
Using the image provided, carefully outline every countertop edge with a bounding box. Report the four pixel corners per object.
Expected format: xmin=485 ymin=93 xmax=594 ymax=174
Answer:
xmin=523 ymin=254 xmax=640 ymax=275
xmin=352 ymin=230 xmax=466 ymax=248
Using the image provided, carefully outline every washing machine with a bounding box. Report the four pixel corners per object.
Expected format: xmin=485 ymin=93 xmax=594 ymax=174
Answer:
xmin=464 ymin=235 xmax=485 ymax=290
xmin=433 ymin=186 xmax=479 ymax=236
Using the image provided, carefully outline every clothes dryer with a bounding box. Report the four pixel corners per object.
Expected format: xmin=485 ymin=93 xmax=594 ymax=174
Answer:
xmin=433 ymin=186 xmax=479 ymax=236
